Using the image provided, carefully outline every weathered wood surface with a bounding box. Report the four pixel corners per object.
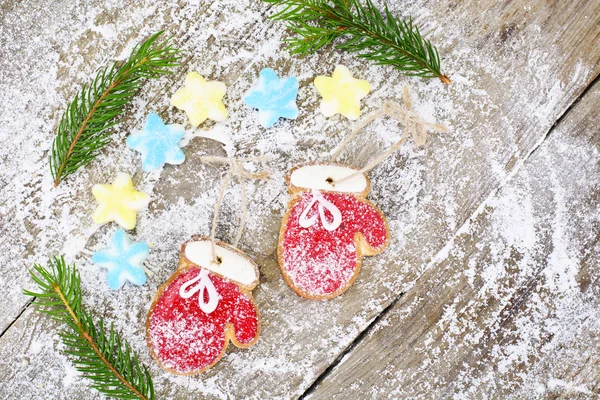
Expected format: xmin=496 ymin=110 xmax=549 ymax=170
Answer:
xmin=309 ymin=77 xmax=600 ymax=399
xmin=1 ymin=0 xmax=600 ymax=398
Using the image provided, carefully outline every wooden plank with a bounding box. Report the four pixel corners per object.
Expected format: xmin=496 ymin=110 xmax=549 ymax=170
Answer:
xmin=0 ymin=0 xmax=276 ymax=333
xmin=1 ymin=0 xmax=600 ymax=398
xmin=308 ymin=76 xmax=600 ymax=399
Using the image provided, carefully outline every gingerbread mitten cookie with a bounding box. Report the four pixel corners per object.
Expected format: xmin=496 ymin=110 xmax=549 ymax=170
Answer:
xmin=278 ymin=163 xmax=390 ymax=300
xmin=147 ymin=236 xmax=260 ymax=375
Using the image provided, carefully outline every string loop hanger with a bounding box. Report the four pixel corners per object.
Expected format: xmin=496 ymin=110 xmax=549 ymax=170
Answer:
xmin=330 ymin=86 xmax=447 ymax=185
xmin=199 ymin=155 xmax=270 ymax=264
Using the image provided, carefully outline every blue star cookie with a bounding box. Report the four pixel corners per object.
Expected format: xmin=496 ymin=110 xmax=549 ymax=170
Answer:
xmin=92 ymin=230 xmax=149 ymax=290
xmin=127 ymin=113 xmax=186 ymax=172
xmin=244 ymin=68 xmax=299 ymax=128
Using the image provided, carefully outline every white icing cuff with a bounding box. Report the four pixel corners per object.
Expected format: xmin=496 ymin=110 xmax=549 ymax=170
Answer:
xmin=290 ymin=164 xmax=368 ymax=193
xmin=184 ymin=239 xmax=259 ymax=287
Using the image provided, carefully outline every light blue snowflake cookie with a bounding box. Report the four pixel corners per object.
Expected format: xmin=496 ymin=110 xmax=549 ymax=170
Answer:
xmin=127 ymin=113 xmax=185 ymax=172
xmin=92 ymin=229 xmax=149 ymax=290
xmin=244 ymin=68 xmax=299 ymax=128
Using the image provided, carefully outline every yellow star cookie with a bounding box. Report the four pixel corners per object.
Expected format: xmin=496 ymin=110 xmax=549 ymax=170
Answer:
xmin=314 ymin=65 xmax=371 ymax=120
xmin=92 ymin=173 xmax=150 ymax=230
xmin=171 ymin=72 xmax=228 ymax=127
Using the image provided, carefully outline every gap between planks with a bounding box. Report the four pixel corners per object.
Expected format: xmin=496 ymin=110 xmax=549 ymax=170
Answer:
xmin=5 ymin=61 xmax=600 ymax=396
xmin=0 ymin=3 xmax=277 ymax=341
xmin=0 ymin=298 xmax=34 ymax=339
xmin=6 ymin=5 xmax=600 ymax=397
xmin=300 ymin=293 xmax=405 ymax=399
xmin=297 ymin=68 xmax=600 ymax=399
xmin=528 ymin=70 xmax=600 ymax=160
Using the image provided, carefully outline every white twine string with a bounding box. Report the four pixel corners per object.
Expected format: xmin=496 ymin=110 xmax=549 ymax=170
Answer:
xmin=331 ymin=86 xmax=447 ymax=184
xmin=200 ymin=155 xmax=270 ymax=263
xmin=210 ymin=171 xmax=231 ymax=263
xmin=235 ymin=178 xmax=248 ymax=247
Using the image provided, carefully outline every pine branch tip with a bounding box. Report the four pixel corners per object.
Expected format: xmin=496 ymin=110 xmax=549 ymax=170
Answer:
xmin=49 ymin=31 xmax=181 ymax=187
xmin=27 ymin=258 xmax=154 ymax=399
xmin=266 ymin=0 xmax=446 ymax=83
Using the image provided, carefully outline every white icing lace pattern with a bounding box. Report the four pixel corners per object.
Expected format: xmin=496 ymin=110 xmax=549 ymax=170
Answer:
xmin=299 ymin=189 xmax=342 ymax=231
xmin=179 ymin=268 xmax=219 ymax=314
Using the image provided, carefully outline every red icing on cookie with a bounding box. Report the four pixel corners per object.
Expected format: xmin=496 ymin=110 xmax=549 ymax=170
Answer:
xmin=280 ymin=191 xmax=388 ymax=298
xmin=147 ymin=266 xmax=259 ymax=374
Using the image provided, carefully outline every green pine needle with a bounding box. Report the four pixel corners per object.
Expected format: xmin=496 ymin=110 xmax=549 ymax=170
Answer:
xmin=24 ymin=257 xmax=154 ymax=400
xmin=264 ymin=0 xmax=450 ymax=83
xmin=50 ymin=31 xmax=181 ymax=187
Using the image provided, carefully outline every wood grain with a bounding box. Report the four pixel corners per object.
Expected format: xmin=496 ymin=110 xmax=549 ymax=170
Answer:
xmin=308 ymin=72 xmax=600 ymax=400
xmin=1 ymin=0 xmax=600 ymax=398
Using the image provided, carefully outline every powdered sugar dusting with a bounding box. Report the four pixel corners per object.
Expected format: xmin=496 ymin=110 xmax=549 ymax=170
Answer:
xmin=148 ymin=267 xmax=259 ymax=374
xmin=1 ymin=0 xmax=599 ymax=398
xmin=311 ymin=82 xmax=600 ymax=398
xmin=282 ymin=191 xmax=388 ymax=298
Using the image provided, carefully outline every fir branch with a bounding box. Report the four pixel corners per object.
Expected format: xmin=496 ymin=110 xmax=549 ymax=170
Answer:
xmin=24 ymin=257 xmax=154 ymax=400
xmin=264 ymin=0 xmax=450 ymax=84
xmin=50 ymin=31 xmax=181 ymax=187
